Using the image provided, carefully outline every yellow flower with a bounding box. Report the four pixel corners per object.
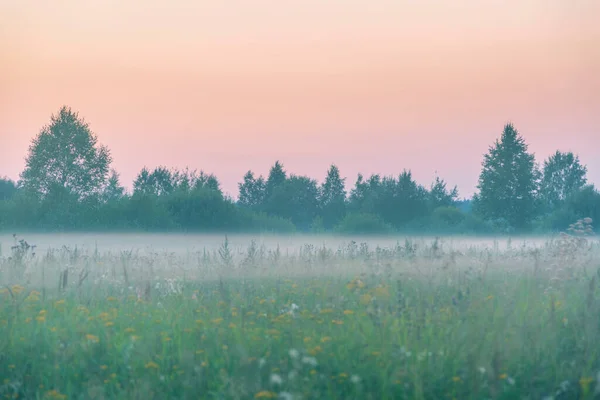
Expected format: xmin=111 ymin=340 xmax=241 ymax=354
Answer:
xmin=452 ymin=376 xmax=461 ymax=382
xmin=254 ymin=391 xmax=277 ymax=398
xmin=303 ymin=337 xmax=312 ymax=343
xmin=374 ymin=286 xmax=390 ymax=299
xmin=86 ymin=334 xmax=100 ymax=343
xmin=320 ymin=336 xmax=332 ymax=343
xmin=320 ymin=308 xmax=334 ymax=314
xmin=360 ymin=294 xmax=372 ymax=305
xmin=105 ymin=321 xmax=114 ymax=327
xmin=145 ymin=361 xmax=159 ymax=369
xmin=228 ymin=323 xmax=236 ymax=329
xmin=11 ymin=285 xmax=24 ymax=295
xmin=343 ymin=310 xmax=354 ymax=315
xmin=498 ymin=373 xmax=507 ymax=380
xmin=54 ymin=299 xmax=66 ymax=307
xmin=331 ymin=319 xmax=344 ymax=325
xmin=100 ymin=365 xmax=108 ymax=370
xmin=36 ymin=315 xmax=46 ymax=323
xmin=163 ymin=337 xmax=172 ymax=342
xmin=124 ymin=327 xmax=135 ymax=333
xmin=107 ymin=296 xmax=118 ymax=302
xmin=211 ymin=318 xmax=223 ymax=325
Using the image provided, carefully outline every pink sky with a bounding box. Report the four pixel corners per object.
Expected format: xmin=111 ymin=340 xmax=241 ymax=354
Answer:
xmin=1 ymin=0 xmax=599 ymax=199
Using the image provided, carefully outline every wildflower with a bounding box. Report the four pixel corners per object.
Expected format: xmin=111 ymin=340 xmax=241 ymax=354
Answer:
xmin=211 ymin=318 xmax=223 ymax=325
xmin=36 ymin=315 xmax=46 ymax=323
xmin=163 ymin=337 xmax=172 ymax=342
xmin=105 ymin=321 xmax=114 ymax=327
xmin=320 ymin=308 xmax=334 ymax=314
xmin=303 ymin=337 xmax=312 ymax=343
xmin=288 ymin=349 xmax=299 ymax=359
xmin=11 ymin=285 xmax=24 ymax=295
xmin=360 ymin=294 xmax=372 ymax=305
xmin=86 ymin=334 xmax=100 ymax=343
xmin=343 ymin=310 xmax=354 ymax=315
xmin=145 ymin=361 xmax=159 ymax=369
xmin=255 ymin=391 xmax=277 ymax=398
xmin=301 ymin=356 xmax=318 ymax=367
xmin=100 ymin=365 xmax=108 ymax=370
xmin=331 ymin=319 xmax=344 ymax=325
xmin=107 ymin=296 xmax=118 ymax=302
xmin=351 ymin=374 xmax=361 ymax=383
xmin=320 ymin=336 xmax=331 ymax=343
xmin=270 ymin=373 xmax=283 ymax=385
xmin=279 ymin=392 xmax=294 ymax=400
xmin=124 ymin=327 xmax=135 ymax=333
xmin=54 ymin=299 xmax=65 ymax=307
xmin=452 ymin=376 xmax=461 ymax=382
xmin=498 ymin=373 xmax=507 ymax=380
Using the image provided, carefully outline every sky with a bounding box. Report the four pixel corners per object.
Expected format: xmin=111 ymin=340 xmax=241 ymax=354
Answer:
xmin=1 ymin=0 xmax=599 ymax=199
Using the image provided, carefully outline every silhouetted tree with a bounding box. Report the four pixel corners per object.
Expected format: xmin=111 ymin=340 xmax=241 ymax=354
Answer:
xmin=318 ymin=164 xmax=347 ymax=229
xmin=20 ymin=106 xmax=112 ymax=200
xmin=473 ymin=123 xmax=540 ymax=230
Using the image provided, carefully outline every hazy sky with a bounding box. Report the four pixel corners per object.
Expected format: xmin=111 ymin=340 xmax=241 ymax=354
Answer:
xmin=1 ymin=0 xmax=599 ymax=198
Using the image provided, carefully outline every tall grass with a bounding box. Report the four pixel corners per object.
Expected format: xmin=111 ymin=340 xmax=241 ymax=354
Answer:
xmin=1 ymin=230 xmax=599 ymax=399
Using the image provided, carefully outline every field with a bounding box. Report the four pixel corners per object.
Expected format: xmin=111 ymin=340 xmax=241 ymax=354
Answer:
xmin=1 ymin=233 xmax=600 ymax=400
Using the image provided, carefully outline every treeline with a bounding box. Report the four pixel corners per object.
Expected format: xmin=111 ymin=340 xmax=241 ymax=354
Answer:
xmin=0 ymin=106 xmax=598 ymax=234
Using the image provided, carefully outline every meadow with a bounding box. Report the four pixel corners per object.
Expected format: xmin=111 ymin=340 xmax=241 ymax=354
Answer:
xmin=1 ymin=229 xmax=599 ymax=400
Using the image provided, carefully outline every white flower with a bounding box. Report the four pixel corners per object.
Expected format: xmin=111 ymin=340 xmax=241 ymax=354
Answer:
xmin=301 ymin=356 xmax=318 ymax=367
xmin=478 ymin=367 xmax=486 ymax=375
xmin=259 ymin=358 xmax=266 ymax=368
xmin=279 ymin=392 xmax=294 ymax=400
xmin=507 ymin=376 xmax=515 ymax=386
xmin=270 ymin=374 xmax=283 ymax=385
xmin=351 ymin=375 xmax=361 ymax=384
xmin=291 ymin=303 xmax=299 ymax=311
xmin=288 ymin=349 xmax=300 ymax=359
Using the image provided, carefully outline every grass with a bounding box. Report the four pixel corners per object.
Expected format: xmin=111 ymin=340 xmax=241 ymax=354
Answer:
xmin=1 ymin=233 xmax=600 ymax=399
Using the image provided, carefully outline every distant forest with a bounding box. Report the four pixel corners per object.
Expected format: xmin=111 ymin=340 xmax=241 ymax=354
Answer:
xmin=1 ymin=106 xmax=598 ymax=234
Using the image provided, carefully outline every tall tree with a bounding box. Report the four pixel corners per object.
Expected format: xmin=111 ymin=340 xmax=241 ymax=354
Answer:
xmin=20 ymin=106 xmax=112 ymax=199
xmin=318 ymin=165 xmax=347 ymax=228
xmin=540 ymin=151 xmax=587 ymax=211
xmin=265 ymin=161 xmax=287 ymax=199
xmin=473 ymin=123 xmax=540 ymax=230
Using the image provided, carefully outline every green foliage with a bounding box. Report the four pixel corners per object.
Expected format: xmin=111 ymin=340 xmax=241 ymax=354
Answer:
xmin=0 ymin=177 xmax=17 ymax=201
xmin=540 ymin=151 xmax=587 ymax=212
xmin=20 ymin=106 xmax=112 ymax=200
xmin=334 ymin=212 xmax=394 ymax=235
xmin=1 ymin=110 xmax=597 ymax=235
xmin=473 ymin=123 xmax=541 ymax=231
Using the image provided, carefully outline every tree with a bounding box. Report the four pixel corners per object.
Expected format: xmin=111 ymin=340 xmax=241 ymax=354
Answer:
xmin=264 ymin=175 xmax=319 ymax=230
xmin=0 ymin=178 xmax=17 ymax=201
xmin=540 ymin=151 xmax=587 ymax=211
xmin=318 ymin=165 xmax=347 ymax=228
xmin=20 ymin=106 xmax=112 ymax=199
xmin=429 ymin=175 xmax=458 ymax=210
xmin=473 ymin=123 xmax=540 ymax=230
xmin=238 ymin=171 xmax=266 ymax=210
xmin=101 ymin=169 xmax=126 ymax=202
xmin=265 ymin=161 xmax=287 ymax=199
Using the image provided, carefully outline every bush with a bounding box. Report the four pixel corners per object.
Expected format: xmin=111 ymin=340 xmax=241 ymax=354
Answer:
xmin=334 ymin=213 xmax=395 ymax=235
